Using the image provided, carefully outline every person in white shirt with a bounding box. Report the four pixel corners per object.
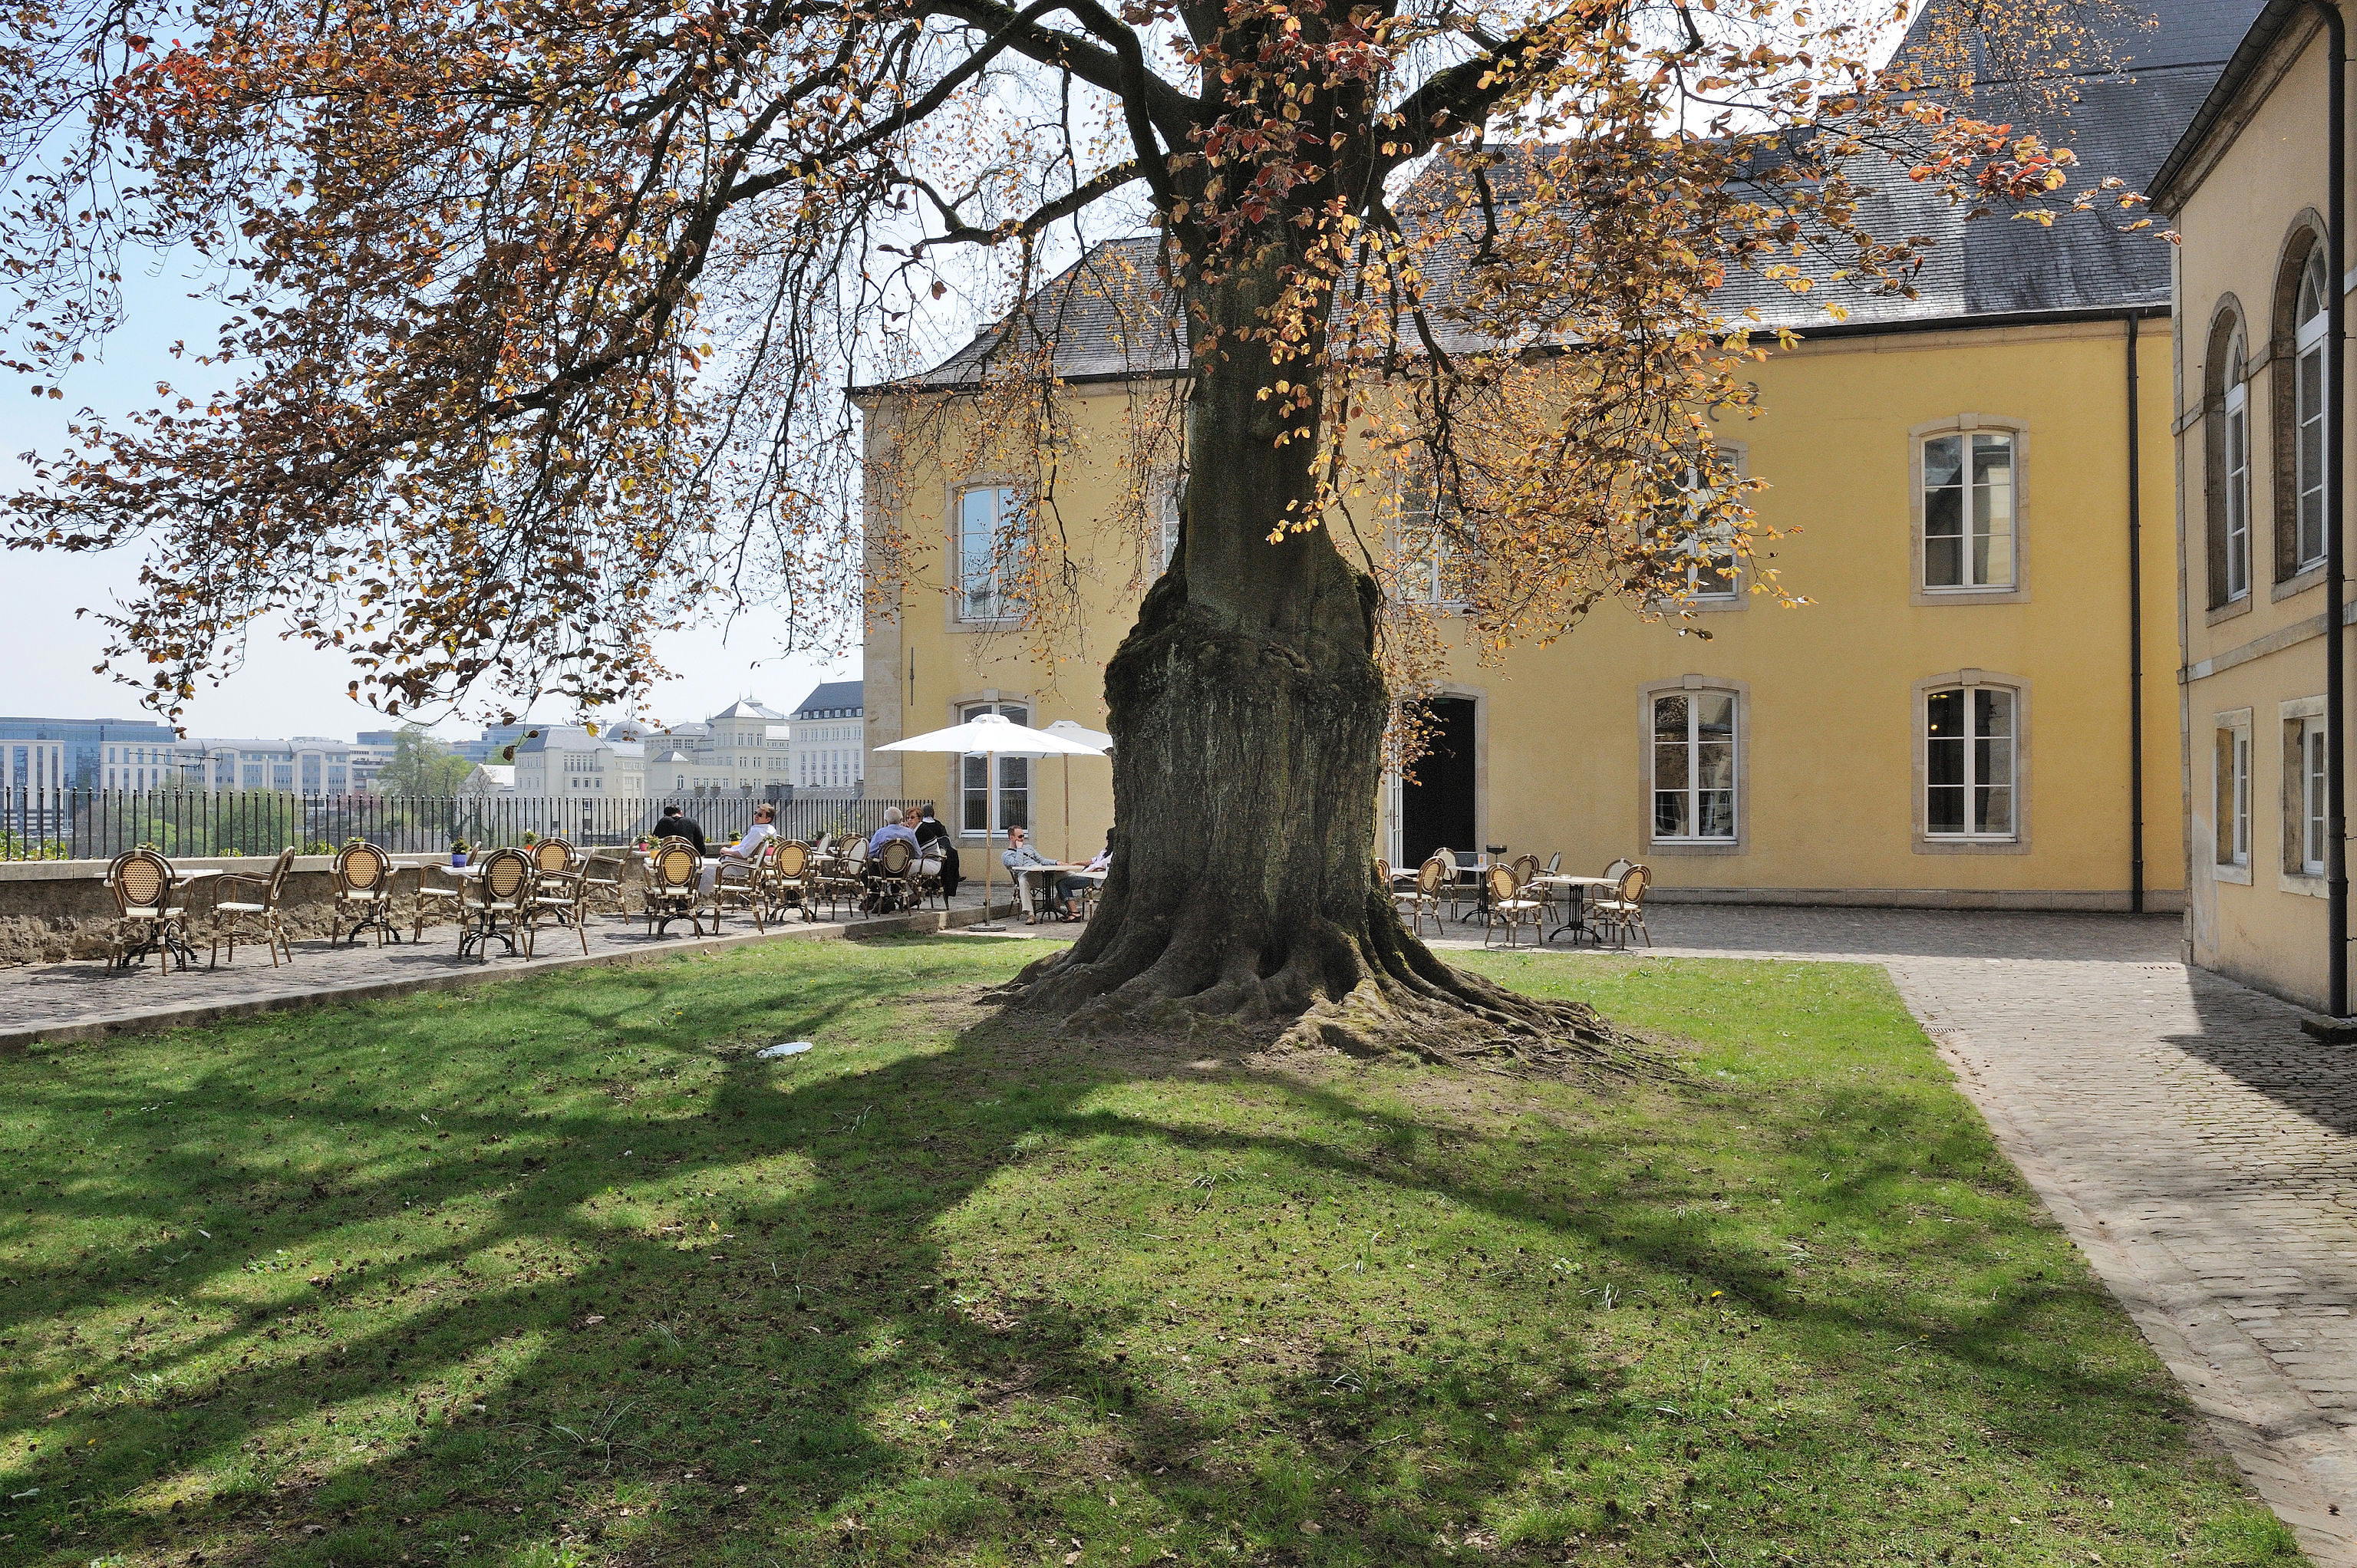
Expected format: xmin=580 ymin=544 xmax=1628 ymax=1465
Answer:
xmin=702 ymin=803 xmax=778 ymax=891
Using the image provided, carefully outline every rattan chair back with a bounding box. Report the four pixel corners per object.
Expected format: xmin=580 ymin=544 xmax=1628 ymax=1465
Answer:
xmin=479 ymin=848 xmax=532 ymax=902
xmin=336 ymin=842 xmax=391 ymax=893
xmin=651 ymin=839 xmax=701 ymax=892
xmin=874 ymin=838 xmax=915 ymax=877
xmin=1485 ymin=865 xmax=1519 ymax=905
xmin=532 ymin=838 xmax=575 ymax=875
xmin=109 ymin=849 xmax=173 ymax=915
xmin=1602 ymin=857 xmax=1633 ymax=883
xmin=1614 ymin=864 xmax=1650 ymax=904
xmin=1510 ymin=853 xmax=1541 ymax=887
xmin=1416 ymin=856 xmax=1449 ymax=895
xmin=774 ymin=840 xmax=811 ymax=879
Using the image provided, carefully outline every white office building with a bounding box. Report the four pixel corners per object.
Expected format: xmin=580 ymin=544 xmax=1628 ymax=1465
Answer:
xmin=789 ymin=683 xmax=865 ymax=792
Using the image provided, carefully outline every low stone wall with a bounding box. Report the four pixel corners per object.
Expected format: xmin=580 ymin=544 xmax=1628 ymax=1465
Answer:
xmin=0 ymin=855 xmax=646 ymax=966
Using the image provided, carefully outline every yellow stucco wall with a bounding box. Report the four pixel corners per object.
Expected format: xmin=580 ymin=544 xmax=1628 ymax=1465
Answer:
xmin=862 ymin=316 xmax=2184 ymax=910
xmin=2168 ymin=8 xmax=2349 ymax=1010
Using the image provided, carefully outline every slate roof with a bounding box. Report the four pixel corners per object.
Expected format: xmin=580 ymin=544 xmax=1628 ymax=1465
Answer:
xmin=792 ymin=681 xmax=865 ymax=719
xmin=886 ymin=0 xmax=2260 ymax=389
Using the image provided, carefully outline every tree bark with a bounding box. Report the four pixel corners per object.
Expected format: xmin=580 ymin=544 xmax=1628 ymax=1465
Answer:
xmin=1000 ymin=264 xmax=1647 ymax=1079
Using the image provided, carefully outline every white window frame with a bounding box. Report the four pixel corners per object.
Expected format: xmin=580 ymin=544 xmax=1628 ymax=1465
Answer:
xmin=1919 ymin=427 xmax=2019 ymax=594
xmin=2300 ymin=713 xmax=2330 ymax=878
xmin=1920 ymin=678 xmax=2022 ymax=846
xmin=1657 ymin=446 xmax=1748 ymax=609
xmin=1647 ymin=686 xmax=1740 ymax=845
xmin=957 ymin=700 xmax=1031 ymax=838
xmin=2224 ymin=336 xmax=2252 ymax=602
xmin=2295 ymin=256 xmax=2330 ymax=574
xmin=954 ymin=484 xmax=1025 ymax=623
xmin=2214 ymin=712 xmax=2253 ymax=879
xmin=1154 ymin=489 xmax=1182 ymax=575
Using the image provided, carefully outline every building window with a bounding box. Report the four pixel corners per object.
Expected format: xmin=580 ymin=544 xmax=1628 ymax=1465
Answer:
xmin=2294 ymin=254 xmax=2330 ymax=573
xmin=2299 ymin=714 xmax=2329 ymax=876
xmin=1654 ymin=452 xmax=1745 ymax=604
xmin=959 ymin=700 xmax=1030 ymax=835
xmin=1650 ymin=690 xmax=1738 ymax=842
xmin=1922 ymin=430 xmax=2016 ymax=591
xmin=1925 ymin=684 xmax=2017 ymax=840
xmin=1155 ymin=490 xmax=1182 ymax=573
xmin=2214 ymin=720 xmax=2252 ymax=869
xmin=2207 ymin=313 xmax=2253 ymax=606
xmin=1398 ymin=492 xmax=1474 ymax=608
xmin=957 ymin=486 xmax=1024 ymax=621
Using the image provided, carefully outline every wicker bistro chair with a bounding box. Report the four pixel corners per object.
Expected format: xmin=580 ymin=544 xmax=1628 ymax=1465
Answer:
xmin=767 ymin=840 xmax=815 ymax=922
xmin=456 ymin=848 xmax=534 ymax=961
xmin=865 ymin=838 xmax=918 ymax=914
xmin=209 ymin=846 xmax=297 ymax=969
xmin=709 ymin=841 xmax=772 ymax=932
xmin=522 ymin=853 xmax=594 ymax=955
xmin=810 ymin=840 xmax=867 ymax=921
xmin=105 ymin=848 xmax=193 ymax=974
xmin=643 ymin=838 xmax=708 ymax=937
xmin=1392 ymin=855 xmax=1450 ymax=937
xmin=523 ymin=838 xmax=588 ymax=931
xmin=530 ymin=838 xmax=578 ymax=877
xmin=411 ymin=862 xmax=470 ymax=942
xmin=330 ymin=842 xmax=401 ymax=947
xmin=1591 ymin=864 xmax=1653 ymax=949
xmin=1482 ymin=862 xmax=1548 ymax=950
xmin=913 ymin=843 xmax=951 ymax=911
xmin=578 ymin=851 xmax=630 ymax=915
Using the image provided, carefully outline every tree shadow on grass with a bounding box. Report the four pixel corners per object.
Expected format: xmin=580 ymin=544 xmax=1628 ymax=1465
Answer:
xmin=0 ymin=943 xmax=2266 ymax=1567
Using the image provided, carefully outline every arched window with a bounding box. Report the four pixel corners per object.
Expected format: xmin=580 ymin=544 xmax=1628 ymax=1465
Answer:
xmin=2207 ymin=305 xmax=2253 ymax=608
xmin=2294 ymin=251 xmax=2331 ymax=571
xmin=1924 ymin=680 xmax=2018 ymax=842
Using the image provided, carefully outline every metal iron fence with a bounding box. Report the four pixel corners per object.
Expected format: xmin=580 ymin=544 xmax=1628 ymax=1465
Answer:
xmin=0 ymin=789 xmax=926 ymax=862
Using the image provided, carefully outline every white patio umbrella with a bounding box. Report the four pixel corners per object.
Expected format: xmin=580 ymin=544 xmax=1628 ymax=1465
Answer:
xmin=1043 ymin=720 xmax=1113 ymax=861
xmin=876 ymin=713 xmax=1106 ymax=931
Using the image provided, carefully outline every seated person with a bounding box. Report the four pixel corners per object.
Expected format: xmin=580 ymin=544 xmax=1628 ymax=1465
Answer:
xmin=1002 ymin=826 xmax=1082 ymax=921
xmin=1083 ymin=838 xmax=1111 ymax=875
xmin=914 ymin=804 xmax=961 ymax=896
xmin=867 ymin=810 xmax=920 ymax=859
xmin=653 ymin=804 xmax=707 ymax=855
xmin=701 ymin=802 xmax=777 ymax=892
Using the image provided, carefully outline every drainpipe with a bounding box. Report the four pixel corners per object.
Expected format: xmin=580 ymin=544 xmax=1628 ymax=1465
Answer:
xmin=2317 ymin=0 xmax=2349 ymax=1021
xmin=2127 ymin=313 xmax=2148 ymax=915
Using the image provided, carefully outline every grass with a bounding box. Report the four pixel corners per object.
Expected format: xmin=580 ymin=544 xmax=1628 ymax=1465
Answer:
xmin=0 ymin=935 xmax=2299 ymax=1566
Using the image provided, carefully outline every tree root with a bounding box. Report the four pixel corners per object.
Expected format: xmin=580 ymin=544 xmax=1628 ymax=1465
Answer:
xmin=994 ymin=900 xmax=1671 ymax=1085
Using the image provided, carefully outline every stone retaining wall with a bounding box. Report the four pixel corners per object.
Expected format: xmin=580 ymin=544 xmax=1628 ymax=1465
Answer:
xmin=0 ymin=856 xmax=646 ymax=966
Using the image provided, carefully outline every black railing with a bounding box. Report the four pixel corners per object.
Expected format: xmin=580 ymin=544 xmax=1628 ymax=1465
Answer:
xmin=0 ymin=789 xmax=925 ymax=862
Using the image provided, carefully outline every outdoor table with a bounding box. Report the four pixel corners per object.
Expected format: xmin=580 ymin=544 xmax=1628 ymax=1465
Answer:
xmin=1013 ymin=862 xmax=1089 ymax=920
xmin=1532 ymin=875 xmax=1620 ymax=944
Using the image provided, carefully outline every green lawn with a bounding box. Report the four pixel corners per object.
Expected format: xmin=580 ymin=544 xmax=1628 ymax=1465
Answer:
xmin=0 ymin=937 xmax=2296 ymax=1566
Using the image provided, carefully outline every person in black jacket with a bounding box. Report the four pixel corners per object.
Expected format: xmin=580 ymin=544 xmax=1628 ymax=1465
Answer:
xmin=654 ymin=805 xmax=707 ymax=855
xmin=915 ymin=804 xmax=961 ymax=896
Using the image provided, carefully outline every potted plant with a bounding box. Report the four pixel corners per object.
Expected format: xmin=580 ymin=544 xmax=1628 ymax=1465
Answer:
xmin=450 ymin=839 xmax=472 ymax=868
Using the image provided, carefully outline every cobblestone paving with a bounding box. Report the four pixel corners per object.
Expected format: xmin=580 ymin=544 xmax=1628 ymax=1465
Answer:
xmin=0 ymin=891 xmax=1007 ymax=1048
xmin=1449 ymin=906 xmax=2357 ymax=1562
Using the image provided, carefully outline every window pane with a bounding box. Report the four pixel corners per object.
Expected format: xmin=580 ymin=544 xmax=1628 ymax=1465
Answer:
xmin=1654 ymin=789 xmax=1689 ymax=838
xmin=1926 ymin=689 xmax=1965 ymax=742
xmin=1654 ymin=742 xmax=1688 ymax=788
xmin=1696 ymin=692 xmax=1735 ymax=737
xmin=1924 ymin=535 xmax=1963 ymax=587
xmin=1974 ymin=687 xmax=2013 ymax=740
xmin=1975 ymin=784 xmax=2014 ymax=836
xmin=1927 ymin=785 xmax=1967 ymax=836
xmin=1653 ymin=695 xmax=1688 ymax=741
xmin=961 ymin=753 xmax=988 ymax=832
xmin=1922 ymin=435 xmax=1962 ymax=492
xmin=1697 ymin=790 xmax=1736 ymax=838
xmin=1694 ymin=743 xmax=1734 ymax=793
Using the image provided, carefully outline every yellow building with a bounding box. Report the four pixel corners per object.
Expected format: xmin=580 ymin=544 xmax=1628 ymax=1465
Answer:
xmin=2152 ymin=0 xmax=2352 ymax=1013
xmin=860 ymin=6 xmax=2247 ymax=914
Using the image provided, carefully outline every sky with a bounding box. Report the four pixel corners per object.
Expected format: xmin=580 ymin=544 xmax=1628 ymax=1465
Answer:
xmin=2 ymin=268 xmax=857 ymax=743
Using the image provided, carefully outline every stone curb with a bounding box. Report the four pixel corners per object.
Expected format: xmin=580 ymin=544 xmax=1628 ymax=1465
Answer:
xmin=0 ymin=899 xmax=1020 ymax=1054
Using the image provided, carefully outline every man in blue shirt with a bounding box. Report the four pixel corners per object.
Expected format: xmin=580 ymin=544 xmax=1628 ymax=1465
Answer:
xmin=1003 ymin=825 xmax=1081 ymax=921
xmin=867 ymin=808 xmax=920 ymax=858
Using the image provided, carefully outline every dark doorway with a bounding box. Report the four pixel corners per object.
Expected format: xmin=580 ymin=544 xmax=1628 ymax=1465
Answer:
xmin=1400 ymin=697 xmax=1477 ymax=868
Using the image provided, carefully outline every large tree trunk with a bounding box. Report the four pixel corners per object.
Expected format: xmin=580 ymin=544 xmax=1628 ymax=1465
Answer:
xmin=1000 ymin=265 xmax=1644 ymax=1079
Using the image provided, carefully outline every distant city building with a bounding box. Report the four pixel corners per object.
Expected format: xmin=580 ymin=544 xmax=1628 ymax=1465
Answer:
xmin=180 ymin=736 xmax=368 ymax=795
xmin=512 ymin=726 xmax=648 ymax=797
xmin=789 ymin=683 xmax=865 ymax=792
xmin=0 ymin=715 xmax=181 ymax=790
xmin=643 ymin=700 xmax=796 ymax=797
